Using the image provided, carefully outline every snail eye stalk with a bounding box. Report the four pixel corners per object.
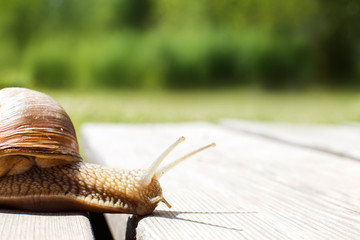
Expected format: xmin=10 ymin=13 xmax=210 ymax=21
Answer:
xmin=140 ymin=137 xmax=185 ymax=186
xmin=140 ymin=136 xmax=216 ymax=186
xmin=155 ymin=142 xmax=216 ymax=179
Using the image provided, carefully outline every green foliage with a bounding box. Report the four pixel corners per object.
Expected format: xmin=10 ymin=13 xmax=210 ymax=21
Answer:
xmin=32 ymin=56 xmax=74 ymax=88
xmin=311 ymin=0 xmax=359 ymax=86
xmin=92 ymin=37 xmax=138 ymax=88
xmin=256 ymin=38 xmax=311 ymax=90
xmin=161 ymin=31 xmax=254 ymax=88
xmin=24 ymin=37 xmax=76 ymax=88
xmin=0 ymin=0 xmax=358 ymax=90
xmin=160 ymin=34 xmax=208 ymax=88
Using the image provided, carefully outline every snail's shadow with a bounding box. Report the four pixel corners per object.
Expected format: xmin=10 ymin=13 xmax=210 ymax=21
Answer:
xmin=126 ymin=209 xmax=257 ymax=239
xmin=153 ymin=209 xmax=255 ymax=231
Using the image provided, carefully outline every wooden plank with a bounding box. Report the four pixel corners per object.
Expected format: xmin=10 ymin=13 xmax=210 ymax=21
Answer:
xmin=81 ymin=122 xmax=360 ymax=240
xmin=221 ymin=119 xmax=360 ymax=161
xmin=0 ymin=210 xmax=94 ymax=240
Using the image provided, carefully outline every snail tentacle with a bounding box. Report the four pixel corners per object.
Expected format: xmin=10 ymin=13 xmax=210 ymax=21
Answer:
xmin=155 ymin=142 xmax=216 ymax=179
xmin=140 ymin=136 xmax=185 ymax=186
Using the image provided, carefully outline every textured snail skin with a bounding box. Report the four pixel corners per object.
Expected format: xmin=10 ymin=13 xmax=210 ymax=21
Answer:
xmin=0 ymin=162 xmax=163 ymax=215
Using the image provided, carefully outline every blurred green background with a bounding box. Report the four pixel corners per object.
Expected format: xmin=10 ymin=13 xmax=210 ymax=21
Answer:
xmin=0 ymin=0 xmax=360 ymax=129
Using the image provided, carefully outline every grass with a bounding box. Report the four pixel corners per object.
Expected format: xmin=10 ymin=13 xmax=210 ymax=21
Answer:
xmin=45 ymin=88 xmax=360 ymax=136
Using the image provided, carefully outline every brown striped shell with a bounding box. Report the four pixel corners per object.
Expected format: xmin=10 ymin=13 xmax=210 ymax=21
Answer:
xmin=0 ymin=87 xmax=81 ymax=177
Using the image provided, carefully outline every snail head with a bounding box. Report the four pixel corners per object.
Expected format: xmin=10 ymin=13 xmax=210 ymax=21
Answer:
xmin=135 ymin=137 xmax=216 ymax=211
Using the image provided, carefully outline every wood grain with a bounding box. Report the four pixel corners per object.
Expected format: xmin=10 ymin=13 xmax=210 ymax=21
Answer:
xmin=82 ymin=122 xmax=360 ymax=240
xmin=221 ymin=119 xmax=360 ymax=161
xmin=0 ymin=210 xmax=94 ymax=240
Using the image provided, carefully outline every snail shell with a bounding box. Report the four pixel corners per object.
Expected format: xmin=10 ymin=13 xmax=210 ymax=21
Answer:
xmin=0 ymin=88 xmax=81 ymax=177
xmin=0 ymin=87 xmax=214 ymax=215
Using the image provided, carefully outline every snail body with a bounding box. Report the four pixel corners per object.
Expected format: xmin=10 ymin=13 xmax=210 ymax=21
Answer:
xmin=0 ymin=88 xmax=214 ymax=215
xmin=0 ymin=162 xmax=161 ymax=215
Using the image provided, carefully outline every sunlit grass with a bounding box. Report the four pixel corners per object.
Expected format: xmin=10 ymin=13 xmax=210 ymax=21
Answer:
xmin=44 ymin=88 xmax=360 ymax=136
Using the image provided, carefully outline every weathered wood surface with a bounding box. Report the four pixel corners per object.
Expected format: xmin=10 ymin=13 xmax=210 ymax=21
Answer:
xmin=0 ymin=210 xmax=94 ymax=240
xmin=221 ymin=119 xmax=360 ymax=161
xmin=82 ymin=122 xmax=360 ymax=240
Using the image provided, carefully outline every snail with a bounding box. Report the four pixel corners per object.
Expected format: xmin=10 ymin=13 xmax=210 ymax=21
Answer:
xmin=0 ymin=87 xmax=215 ymax=216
